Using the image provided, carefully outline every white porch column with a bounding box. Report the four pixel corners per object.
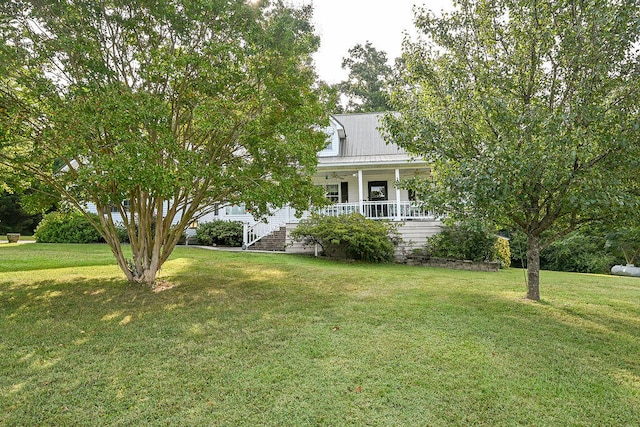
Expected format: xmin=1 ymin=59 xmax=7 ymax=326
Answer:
xmin=395 ymin=168 xmax=402 ymax=221
xmin=358 ymin=169 xmax=364 ymax=215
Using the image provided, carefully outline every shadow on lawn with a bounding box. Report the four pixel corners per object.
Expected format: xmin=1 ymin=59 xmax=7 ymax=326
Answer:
xmin=2 ymin=259 xmax=639 ymax=425
xmin=0 ymin=262 xmax=350 ymax=424
xmin=449 ymin=286 xmax=640 ymax=396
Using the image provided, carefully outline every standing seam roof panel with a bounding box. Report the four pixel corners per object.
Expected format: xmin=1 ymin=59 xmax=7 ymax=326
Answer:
xmin=333 ymin=112 xmax=410 ymax=158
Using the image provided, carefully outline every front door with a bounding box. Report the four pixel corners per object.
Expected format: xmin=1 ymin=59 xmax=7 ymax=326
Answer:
xmin=368 ymin=181 xmax=388 ymax=217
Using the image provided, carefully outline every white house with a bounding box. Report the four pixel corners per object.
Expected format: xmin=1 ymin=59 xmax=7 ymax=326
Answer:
xmin=88 ymin=112 xmax=442 ymax=256
xmin=199 ymin=112 xmax=442 ymax=256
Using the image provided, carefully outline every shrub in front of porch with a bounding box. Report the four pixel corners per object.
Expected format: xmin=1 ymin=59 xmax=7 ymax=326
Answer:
xmin=291 ymin=213 xmax=400 ymax=262
xmin=196 ymin=220 xmax=243 ymax=247
xmin=423 ymin=220 xmax=511 ymax=268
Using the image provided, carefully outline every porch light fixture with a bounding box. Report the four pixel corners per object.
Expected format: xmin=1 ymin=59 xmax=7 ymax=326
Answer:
xmin=189 ymin=220 xmax=199 ymax=229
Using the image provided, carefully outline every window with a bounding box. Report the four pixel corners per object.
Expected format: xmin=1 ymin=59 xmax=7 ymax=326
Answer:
xmin=368 ymin=181 xmax=388 ymax=201
xmin=225 ymin=204 xmax=246 ymax=215
xmin=110 ymin=200 xmax=130 ymax=213
xmin=325 ymin=184 xmax=339 ymax=203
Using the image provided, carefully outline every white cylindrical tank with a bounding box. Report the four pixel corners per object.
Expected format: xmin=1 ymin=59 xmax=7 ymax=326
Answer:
xmin=611 ymin=264 xmax=640 ymax=277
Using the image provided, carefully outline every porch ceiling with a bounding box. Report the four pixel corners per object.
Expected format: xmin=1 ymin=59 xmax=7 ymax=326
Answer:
xmin=317 ymin=156 xmax=429 ymax=171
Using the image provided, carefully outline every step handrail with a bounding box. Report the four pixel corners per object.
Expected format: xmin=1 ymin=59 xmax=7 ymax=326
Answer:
xmin=242 ymin=207 xmax=293 ymax=249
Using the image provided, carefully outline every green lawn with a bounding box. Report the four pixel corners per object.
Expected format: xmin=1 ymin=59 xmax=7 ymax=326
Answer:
xmin=1 ymin=244 xmax=639 ymax=426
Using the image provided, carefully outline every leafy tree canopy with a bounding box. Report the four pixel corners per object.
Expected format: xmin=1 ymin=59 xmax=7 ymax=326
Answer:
xmin=384 ymin=0 xmax=640 ymax=300
xmin=335 ymin=41 xmax=394 ymax=112
xmin=0 ymin=0 xmax=331 ymax=284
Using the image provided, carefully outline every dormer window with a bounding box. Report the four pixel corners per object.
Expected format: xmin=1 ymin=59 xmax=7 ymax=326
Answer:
xmin=318 ymin=116 xmax=345 ymax=157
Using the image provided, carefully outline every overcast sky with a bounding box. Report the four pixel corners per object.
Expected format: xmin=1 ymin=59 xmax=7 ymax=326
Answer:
xmin=289 ymin=0 xmax=454 ymax=83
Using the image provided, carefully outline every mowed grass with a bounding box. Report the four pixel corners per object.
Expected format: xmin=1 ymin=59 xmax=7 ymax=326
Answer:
xmin=1 ymin=244 xmax=639 ymax=426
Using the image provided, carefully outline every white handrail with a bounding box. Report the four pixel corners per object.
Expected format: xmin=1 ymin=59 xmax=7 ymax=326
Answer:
xmin=242 ymin=207 xmax=293 ymax=249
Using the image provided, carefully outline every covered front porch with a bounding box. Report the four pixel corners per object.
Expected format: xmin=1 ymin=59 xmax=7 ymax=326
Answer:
xmin=238 ymin=166 xmax=433 ymax=248
xmin=313 ymin=165 xmax=433 ymax=221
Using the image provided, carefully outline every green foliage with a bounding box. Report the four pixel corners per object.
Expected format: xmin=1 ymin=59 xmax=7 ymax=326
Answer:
xmin=507 ymin=232 xmax=528 ymax=268
xmin=425 ymin=221 xmax=498 ymax=263
xmin=335 ymin=41 xmax=394 ymax=112
xmin=114 ymin=224 xmax=130 ymax=244
xmin=291 ymin=213 xmax=400 ymax=262
xmin=384 ymin=0 xmax=640 ymax=300
xmin=0 ymin=0 xmax=330 ymax=283
xmin=0 ymin=191 xmax=42 ymax=235
xmin=605 ymin=227 xmax=640 ymax=266
xmin=196 ymin=220 xmax=243 ymax=247
xmin=494 ymin=237 xmax=511 ymax=269
xmin=115 ymin=218 xmax=161 ymax=245
xmin=509 ymin=229 xmax=622 ymax=274
xmin=541 ymin=232 xmax=618 ymax=274
xmin=34 ymin=211 xmax=104 ymax=243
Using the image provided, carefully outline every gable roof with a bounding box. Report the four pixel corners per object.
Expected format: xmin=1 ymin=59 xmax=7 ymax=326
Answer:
xmin=318 ymin=112 xmax=426 ymax=168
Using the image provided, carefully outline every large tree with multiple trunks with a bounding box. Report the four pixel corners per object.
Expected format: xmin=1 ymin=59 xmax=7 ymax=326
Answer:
xmin=0 ymin=0 xmax=330 ymax=284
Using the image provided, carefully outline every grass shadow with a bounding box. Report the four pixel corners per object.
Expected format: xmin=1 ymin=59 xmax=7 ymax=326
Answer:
xmin=1 ymin=247 xmax=639 ymax=425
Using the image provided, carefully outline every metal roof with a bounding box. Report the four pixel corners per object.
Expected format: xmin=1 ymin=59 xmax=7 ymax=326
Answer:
xmin=317 ymin=112 xmax=427 ymax=168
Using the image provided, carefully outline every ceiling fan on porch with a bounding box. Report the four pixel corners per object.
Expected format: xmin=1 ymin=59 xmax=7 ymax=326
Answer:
xmin=324 ymin=172 xmax=350 ymax=180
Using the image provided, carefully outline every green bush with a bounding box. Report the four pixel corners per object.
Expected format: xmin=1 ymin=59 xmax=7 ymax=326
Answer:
xmin=115 ymin=224 xmax=130 ymax=243
xmin=114 ymin=217 xmax=160 ymax=244
xmin=426 ymin=220 xmax=497 ymax=262
xmin=196 ymin=220 xmax=243 ymax=247
xmin=541 ymin=232 xmax=618 ymax=274
xmin=35 ymin=211 xmax=104 ymax=243
xmin=508 ymin=229 xmax=622 ymax=273
xmin=494 ymin=237 xmax=511 ymax=268
xmin=291 ymin=213 xmax=400 ymax=263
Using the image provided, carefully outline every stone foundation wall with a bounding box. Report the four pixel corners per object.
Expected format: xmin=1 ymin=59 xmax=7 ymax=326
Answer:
xmin=404 ymin=255 xmax=500 ymax=272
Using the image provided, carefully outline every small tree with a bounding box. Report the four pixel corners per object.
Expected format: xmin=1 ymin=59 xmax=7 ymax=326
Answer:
xmin=385 ymin=0 xmax=640 ymax=300
xmin=0 ymin=0 xmax=330 ymax=284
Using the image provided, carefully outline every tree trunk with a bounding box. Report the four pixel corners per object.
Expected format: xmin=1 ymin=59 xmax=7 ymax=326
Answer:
xmin=526 ymin=234 xmax=541 ymax=301
xmin=98 ymin=211 xmax=171 ymax=286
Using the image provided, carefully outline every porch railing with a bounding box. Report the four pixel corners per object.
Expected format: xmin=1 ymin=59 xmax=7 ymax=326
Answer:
xmin=317 ymin=201 xmax=433 ymax=220
xmin=242 ymin=201 xmax=434 ymax=249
